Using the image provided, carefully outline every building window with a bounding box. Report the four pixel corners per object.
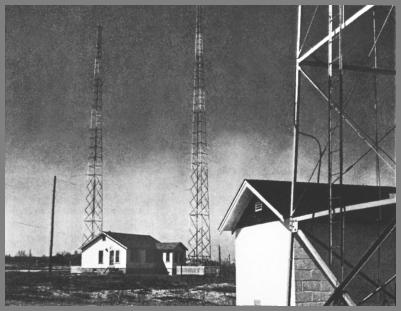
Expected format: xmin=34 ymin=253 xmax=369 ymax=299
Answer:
xmin=115 ymin=250 xmax=120 ymax=263
xmin=166 ymin=252 xmax=170 ymax=262
xmin=110 ymin=250 xmax=114 ymax=265
xmin=255 ymin=201 xmax=263 ymax=212
xmin=98 ymin=250 xmax=103 ymax=264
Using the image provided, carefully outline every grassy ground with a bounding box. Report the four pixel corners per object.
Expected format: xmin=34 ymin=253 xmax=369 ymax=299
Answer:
xmin=5 ymin=271 xmax=236 ymax=306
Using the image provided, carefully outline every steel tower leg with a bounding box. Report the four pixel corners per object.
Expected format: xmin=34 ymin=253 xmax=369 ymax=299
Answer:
xmin=288 ymin=5 xmax=302 ymax=306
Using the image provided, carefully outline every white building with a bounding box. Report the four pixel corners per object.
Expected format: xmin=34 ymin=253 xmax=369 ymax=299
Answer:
xmin=218 ymin=179 xmax=395 ymax=306
xmin=156 ymin=243 xmax=187 ymax=275
xmin=78 ymin=231 xmax=187 ymax=275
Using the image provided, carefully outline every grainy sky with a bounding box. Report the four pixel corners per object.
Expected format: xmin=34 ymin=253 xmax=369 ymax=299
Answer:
xmin=5 ymin=5 xmax=395 ymax=258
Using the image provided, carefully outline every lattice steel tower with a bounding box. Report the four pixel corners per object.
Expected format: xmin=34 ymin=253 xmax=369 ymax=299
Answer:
xmin=188 ymin=6 xmax=211 ymax=263
xmin=84 ymin=25 xmax=104 ymax=244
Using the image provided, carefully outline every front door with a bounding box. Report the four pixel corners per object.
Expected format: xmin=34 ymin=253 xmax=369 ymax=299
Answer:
xmin=110 ymin=250 xmax=114 ymax=265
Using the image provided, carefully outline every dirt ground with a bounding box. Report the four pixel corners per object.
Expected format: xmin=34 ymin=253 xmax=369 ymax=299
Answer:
xmin=5 ymin=271 xmax=236 ymax=306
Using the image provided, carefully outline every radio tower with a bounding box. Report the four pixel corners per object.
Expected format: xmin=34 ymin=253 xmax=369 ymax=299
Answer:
xmin=84 ymin=25 xmax=104 ymax=244
xmin=188 ymin=6 xmax=211 ymax=264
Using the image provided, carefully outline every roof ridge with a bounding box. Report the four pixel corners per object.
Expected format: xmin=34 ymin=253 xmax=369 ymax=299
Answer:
xmin=105 ymin=231 xmax=160 ymax=243
xmin=105 ymin=231 xmax=154 ymax=237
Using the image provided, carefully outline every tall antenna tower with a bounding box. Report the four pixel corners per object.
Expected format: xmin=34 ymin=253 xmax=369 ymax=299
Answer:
xmin=188 ymin=6 xmax=211 ymax=263
xmin=288 ymin=5 xmax=395 ymax=305
xmin=84 ymin=25 xmax=104 ymax=244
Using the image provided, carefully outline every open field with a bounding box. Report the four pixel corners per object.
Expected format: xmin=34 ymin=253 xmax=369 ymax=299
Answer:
xmin=5 ymin=271 xmax=236 ymax=306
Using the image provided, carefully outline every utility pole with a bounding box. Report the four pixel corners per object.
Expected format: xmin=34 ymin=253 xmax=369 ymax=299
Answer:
xmin=49 ymin=175 xmax=56 ymax=274
xmin=218 ymin=245 xmax=221 ymax=266
xmin=218 ymin=245 xmax=222 ymax=278
xmin=28 ymin=249 xmax=32 ymax=272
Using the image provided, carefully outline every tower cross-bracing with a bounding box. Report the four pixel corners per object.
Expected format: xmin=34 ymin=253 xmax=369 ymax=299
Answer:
xmin=288 ymin=5 xmax=395 ymax=305
xmin=188 ymin=6 xmax=211 ymax=263
xmin=84 ymin=25 xmax=104 ymax=244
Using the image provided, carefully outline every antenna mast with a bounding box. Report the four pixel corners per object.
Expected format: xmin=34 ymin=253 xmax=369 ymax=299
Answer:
xmin=84 ymin=25 xmax=104 ymax=244
xmin=188 ymin=6 xmax=211 ymax=264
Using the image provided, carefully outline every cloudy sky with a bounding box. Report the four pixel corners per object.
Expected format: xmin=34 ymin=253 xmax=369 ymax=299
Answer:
xmin=5 ymin=5 xmax=395 ymax=258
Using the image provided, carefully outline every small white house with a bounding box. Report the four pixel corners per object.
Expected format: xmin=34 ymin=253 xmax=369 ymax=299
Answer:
xmin=156 ymin=242 xmax=187 ymax=275
xmin=81 ymin=232 xmax=128 ymax=271
xmin=218 ymin=179 xmax=396 ymax=306
xmin=78 ymin=231 xmax=187 ymax=275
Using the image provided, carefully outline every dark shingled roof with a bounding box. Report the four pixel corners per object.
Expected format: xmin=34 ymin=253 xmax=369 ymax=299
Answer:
xmin=105 ymin=231 xmax=160 ymax=248
xmin=246 ymin=179 xmax=396 ymax=218
xmin=81 ymin=231 xmax=160 ymax=250
xmin=156 ymin=242 xmax=188 ymax=251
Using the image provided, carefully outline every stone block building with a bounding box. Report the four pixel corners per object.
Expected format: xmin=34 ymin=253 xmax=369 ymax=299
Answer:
xmin=218 ymin=179 xmax=395 ymax=306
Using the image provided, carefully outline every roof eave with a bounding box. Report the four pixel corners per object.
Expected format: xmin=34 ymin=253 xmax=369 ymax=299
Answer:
xmin=217 ymin=180 xmax=249 ymax=233
xmin=80 ymin=232 xmax=103 ymax=251
xmin=103 ymin=232 xmax=128 ymax=250
xmin=81 ymin=231 xmax=129 ymax=251
xmin=218 ymin=180 xmax=286 ymax=233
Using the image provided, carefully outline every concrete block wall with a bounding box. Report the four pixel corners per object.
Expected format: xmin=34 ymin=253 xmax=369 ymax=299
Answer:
xmin=294 ymin=238 xmax=334 ymax=306
xmin=300 ymin=220 xmax=396 ymax=305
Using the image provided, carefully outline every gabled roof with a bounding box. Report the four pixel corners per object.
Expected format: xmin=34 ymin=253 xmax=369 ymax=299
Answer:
xmin=106 ymin=231 xmax=160 ymax=249
xmin=156 ymin=242 xmax=188 ymax=251
xmin=218 ymin=179 xmax=395 ymax=232
xmin=80 ymin=231 xmax=160 ymax=251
